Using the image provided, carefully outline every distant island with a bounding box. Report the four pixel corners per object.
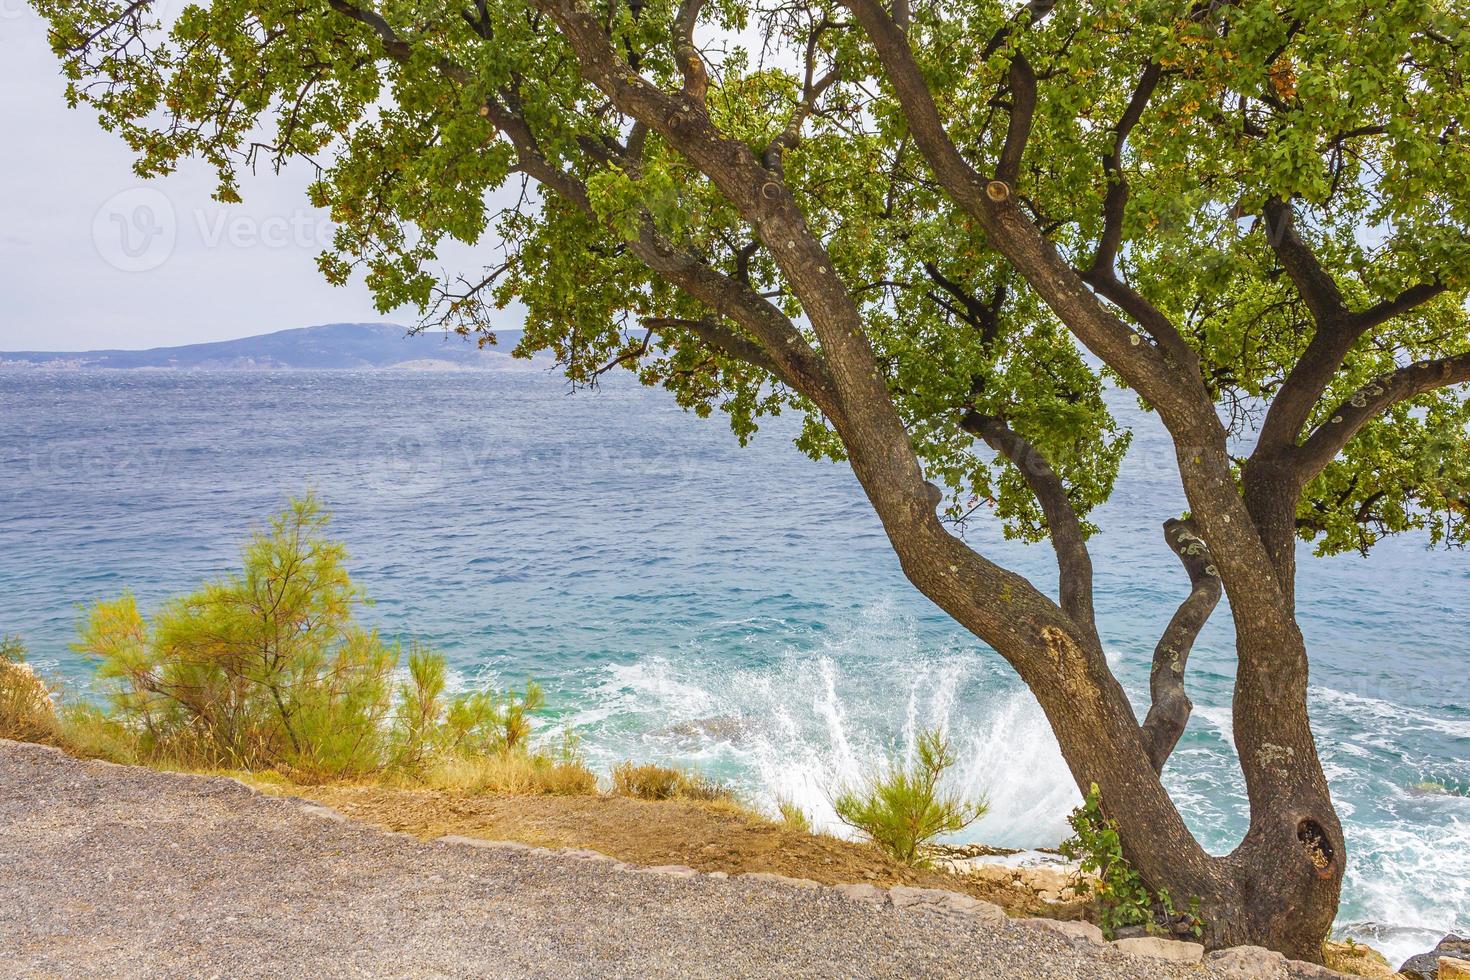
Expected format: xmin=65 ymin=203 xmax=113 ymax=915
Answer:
xmin=0 ymin=323 xmax=530 ymax=371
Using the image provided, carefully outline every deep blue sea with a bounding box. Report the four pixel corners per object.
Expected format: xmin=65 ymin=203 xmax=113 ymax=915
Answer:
xmin=1 ymin=368 xmax=1465 ymax=962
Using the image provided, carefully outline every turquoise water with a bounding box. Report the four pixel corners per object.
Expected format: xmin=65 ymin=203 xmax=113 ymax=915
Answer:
xmin=1 ymin=368 xmax=1465 ymax=962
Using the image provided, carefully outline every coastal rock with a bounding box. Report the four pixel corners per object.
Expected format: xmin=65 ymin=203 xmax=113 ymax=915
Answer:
xmin=437 ymin=836 xmax=532 ymax=852
xmin=1206 ymin=945 xmax=1288 ymax=979
xmin=1321 ymin=939 xmax=1394 ymax=977
xmin=933 ymin=892 xmax=1007 ymax=923
xmin=1285 ymin=960 xmax=1358 ymax=979
xmin=949 ymin=861 xmax=1085 ymax=905
xmin=1111 ymin=936 xmax=1205 ymax=963
xmin=1399 ymin=936 xmax=1470 ymax=980
xmin=833 ymin=883 xmax=889 ymax=905
xmin=739 ymin=872 xmax=821 ymax=888
xmin=557 ymin=848 xmax=617 ymax=863
xmin=295 ymin=802 xmax=347 ymax=822
xmin=644 ymin=865 xmax=699 ymax=877
xmin=1440 ymin=957 xmax=1470 ymax=979
xmin=1014 ymin=917 xmax=1105 ymax=945
xmin=888 ymin=885 xmax=962 ymax=909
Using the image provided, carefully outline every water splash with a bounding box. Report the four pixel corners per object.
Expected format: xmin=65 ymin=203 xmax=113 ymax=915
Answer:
xmin=569 ymin=601 xmax=1078 ymax=846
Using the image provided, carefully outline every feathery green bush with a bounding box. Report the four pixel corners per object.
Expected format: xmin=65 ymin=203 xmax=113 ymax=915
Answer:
xmin=775 ymin=796 xmax=813 ymax=834
xmin=832 ymin=728 xmax=987 ymax=866
xmin=68 ymin=495 xmax=564 ymax=784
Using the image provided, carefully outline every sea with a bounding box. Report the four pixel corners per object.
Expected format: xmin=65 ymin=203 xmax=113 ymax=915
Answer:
xmin=1 ymin=367 xmax=1464 ymax=964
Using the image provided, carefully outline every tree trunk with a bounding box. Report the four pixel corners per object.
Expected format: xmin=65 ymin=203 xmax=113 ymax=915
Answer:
xmin=1062 ymin=621 xmax=1341 ymax=961
xmin=893 ymin=525 xmax=1342 ymax=961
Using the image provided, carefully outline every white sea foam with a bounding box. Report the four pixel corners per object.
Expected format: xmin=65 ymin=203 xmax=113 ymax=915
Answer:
xmin=574 ymin=601 xmax=1079 ymax=846
xmin=1313 ymin=686 xmax=1470 ymax=740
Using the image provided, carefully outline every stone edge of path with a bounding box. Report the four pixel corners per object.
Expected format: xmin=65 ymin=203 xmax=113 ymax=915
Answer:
xmin=3 ymin=740 xmax=1357 ymax=980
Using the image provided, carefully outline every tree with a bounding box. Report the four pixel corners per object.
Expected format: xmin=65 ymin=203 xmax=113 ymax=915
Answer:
xmin=35 ymin=0 xmax=1470 ymax=957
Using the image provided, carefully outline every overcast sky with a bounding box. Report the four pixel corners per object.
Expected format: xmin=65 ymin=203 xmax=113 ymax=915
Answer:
xmin=0 ymin=11 xmax=508 ymax=352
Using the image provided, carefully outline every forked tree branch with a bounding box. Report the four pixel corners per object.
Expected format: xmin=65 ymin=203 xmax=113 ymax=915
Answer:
xmin=960 ymin=411 xmax=1100 ymax=651
xmin=1252 ymin=201 xmax=1446 ymax=458
xmin=840 ymin=0 xmax=1205 ymax=423
xmin=1142 ymin=517 xmax=1221 ymax=772
xmin=843 ymin=0 xmax=1299 ymax=636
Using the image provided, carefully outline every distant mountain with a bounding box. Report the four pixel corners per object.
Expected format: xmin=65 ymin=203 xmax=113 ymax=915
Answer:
xmin=0 ymin=323 xmax=530 ymax=371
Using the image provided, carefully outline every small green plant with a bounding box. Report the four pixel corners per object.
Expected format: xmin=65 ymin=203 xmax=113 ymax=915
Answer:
xmin=832 ymin=728 xmax=987 ymax=867
xmin=389 ymin=647 xmax=546 ymax=767
xmin=1059 ymin=783 xmax=1204 ymax=939
xmin=776 ymin=795 xmax=813 ymax=833
xmin=442 ymin=680 xmax=546 ymax=756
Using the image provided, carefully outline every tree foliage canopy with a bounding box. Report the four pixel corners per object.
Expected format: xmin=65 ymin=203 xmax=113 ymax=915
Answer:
xmin=42 ymin=0 xmax=1469 ymax=556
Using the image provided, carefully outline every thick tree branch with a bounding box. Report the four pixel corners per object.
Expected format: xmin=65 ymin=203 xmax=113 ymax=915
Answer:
xmin=671 ymin=0 xmax=708 ymax=103
xmin=841 ymin=0 xmax=1204 ymax=423
xmin=641 ymin=315 xmax=784 ymax=377
xmin=325 ymin=0 xmax=834 ymax=414
xmin=1085 ymin=62 xmax=1162 ymax=280
xmin=1142 ymin=518 xmax=1221 ymax=773
xmin=1261 ymin=198 xmax=1349 ymax=326
xmin=1251 ymin=207 xmax=1443 ymax=460
xmin=1076 ymin=62 xmax=1201 ymax=373
xmin=994 ymin=53 xmax=1036 ymax=186
xmin=1293 ymin=350 xmax=1470 ymax=483
xmin=1353 ymin=281 xmax=1448 ymax=333
xmin=960 ymin=412 xmax=1099 ymax=650
xmin=538 ymin=0 xmax=945 ymax=518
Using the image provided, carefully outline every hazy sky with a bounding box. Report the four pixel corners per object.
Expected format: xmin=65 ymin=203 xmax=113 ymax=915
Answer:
xmin=0 ymin=11 xmax=504 ymax=352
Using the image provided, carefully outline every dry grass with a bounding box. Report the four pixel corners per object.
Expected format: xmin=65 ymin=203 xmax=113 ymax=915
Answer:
xmin=611 ymin=761 xmax=734 ymax=803
xmin=0 ymin=645 xmax=60 ymax=745
xmin=265 ymin=779 xmax=1077 ymax=919
xmin=410 ymin=752 xmax=599 ymax=796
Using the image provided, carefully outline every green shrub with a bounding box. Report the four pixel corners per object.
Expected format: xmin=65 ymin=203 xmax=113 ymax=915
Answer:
xmin=1059 ymin=783 xmax=1202 ymax=939
xmin=611 ymin=761 xmax=734 ymax=802
xmin=55 ymin=702 xmax=140 ymax=763
xmin=71 ymin=496 xmax=397 ymax=776
xmin=0 ymin=635 xmax=60 ymax=743
xmin=832 ymin=728 xmax=987 ymax=866
xmin=66 ymin=495 xmax=562 ymax=784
